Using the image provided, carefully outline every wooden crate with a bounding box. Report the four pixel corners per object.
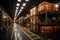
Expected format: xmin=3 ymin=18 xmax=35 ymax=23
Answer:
xmin=38 ymin=1 xmax=53 ymax=12
xmin=26 ymin=23 xmax=31 ymax=28
xmin=30 ymin=7 xmax=38 ymax=16
xmin=38 ymin=5 xmax=47 ymax=12
xmin=53 ymin=26 xmax=60 ymax=32
xmin=30 ymin=24 xmax=38 ymax=32
xmin=40 ymin=26 xmax=53 ymax=34
xmin=38 ymin=1 xmax=59 ymax=13
xmin=30 ymin=16 xmax=38 ymax=24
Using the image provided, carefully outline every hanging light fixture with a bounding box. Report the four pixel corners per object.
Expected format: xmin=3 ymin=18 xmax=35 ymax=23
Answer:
xmin=18 ymin=0 xmax=21 ymax=2
xmin=16 ymin=3 xmax=20 ymax=6
xmin=55 ymin=4 xmax=59 ymax=8
xmin=23 ymin=3 xmax=26 ymax=6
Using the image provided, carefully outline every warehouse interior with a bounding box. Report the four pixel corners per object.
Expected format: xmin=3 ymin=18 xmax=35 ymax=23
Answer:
xmin=0 ymin=0 xmax=60 ymax=40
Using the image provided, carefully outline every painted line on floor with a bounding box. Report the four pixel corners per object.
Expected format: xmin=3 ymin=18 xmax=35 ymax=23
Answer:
xmin=20 ymin=28 xmax=34 ymax=40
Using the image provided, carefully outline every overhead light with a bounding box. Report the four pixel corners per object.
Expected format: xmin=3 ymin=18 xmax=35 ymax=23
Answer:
xmin=21 ymin=7 xmax=24 ymax=9
xmin=16 ymin=7 xmax=19 ymax=9
xmin=23 ymin=3 xmax=26 ymax=6
xmin=18 ymin=0 xmax=21 ymax=2
xmin=55 ymin=4 xmax=59 ymax=8
xmin=16 ymin=3 xmax=20 ymax=6
xmin=25 ymin=0 xmax=29 ymax=2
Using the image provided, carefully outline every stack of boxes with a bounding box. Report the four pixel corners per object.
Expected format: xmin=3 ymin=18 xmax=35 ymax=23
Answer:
xmin=38 ymin=1 xmax=60 ymax=34
xmin=30 ymin=7 xmax=39 ymax=33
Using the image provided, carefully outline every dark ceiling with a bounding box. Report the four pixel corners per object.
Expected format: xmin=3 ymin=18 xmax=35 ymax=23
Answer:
xmin=0 ymin=0 xmax=60 ymax=19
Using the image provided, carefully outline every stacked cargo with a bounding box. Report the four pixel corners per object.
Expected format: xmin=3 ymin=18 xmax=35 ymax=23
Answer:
xmin=40 ymin=26 xmax=53 ymax=34
xmin=38 ymin=1 xmax=60 ymax=35
xmin=30 ymin=7 xmax=39 ymax=33
xmin=38 ymin=1 xmax=59 ymax=12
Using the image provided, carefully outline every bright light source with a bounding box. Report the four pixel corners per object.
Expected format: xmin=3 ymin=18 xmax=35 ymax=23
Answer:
xmin=16 ymin=7 xmax=19 ymax=9
xmin=45 ymin=5 xmax=48 ymax=7
xmin=18 ymin=0 xmax=21 ymax=2
xmin=23 ymin=3 xmax=26 ymax=6
xmin=55 ymin=4 xmax=59 ymax=8
xmin=21 ymin=7 xmax=24 ymax=9
xmin=25 ymin=0 xmax=29 ymax=2
xmin=3 ymin=15 xmax=7 ymax=18
xmin=16 ymin=3 xmax=20 ymax=6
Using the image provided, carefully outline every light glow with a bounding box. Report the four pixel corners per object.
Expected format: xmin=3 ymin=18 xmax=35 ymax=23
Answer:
xmin=25 ymin=0 xmax=29 ymax=2
xmin=23 ymin=3 xmax=26 ymax=6
xmin=16 ymin=9 xmax=18 ymax=12
xmin=16 ymin=7 xmax=19 ymax=9
xmin=3 ymin=15 xmax=7 ymax=18
xmin=21 ymin=7 xmax=24 ymax=9
xmin=20 ymin=9 xmax=22 ymax=12
xmin=16 ymin=3 xmax=20 ymax=6
xmin=55 ymin=4 xmax=59 ymax=8
xmin=18 ymin=0 xmax=21 ymax=2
